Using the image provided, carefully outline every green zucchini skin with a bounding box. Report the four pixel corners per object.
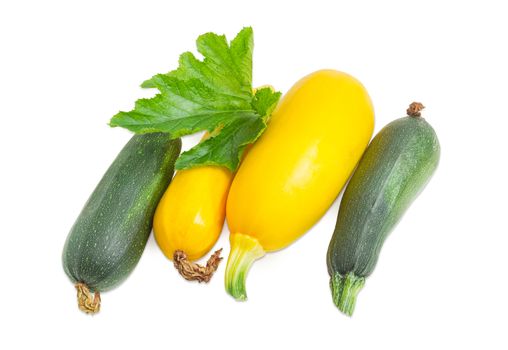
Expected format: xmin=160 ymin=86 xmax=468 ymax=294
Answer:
xmin=327 ymin=114 xmax=440 ymax=315
xmin=62 ymin=133 xmax=181 ymax=293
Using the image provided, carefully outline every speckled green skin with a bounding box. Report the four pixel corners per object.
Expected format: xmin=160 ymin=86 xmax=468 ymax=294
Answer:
xmin=327 ymin=116 xmax=440 ymax=280
xmin=62 ymin=133 xmax=181 ymax=292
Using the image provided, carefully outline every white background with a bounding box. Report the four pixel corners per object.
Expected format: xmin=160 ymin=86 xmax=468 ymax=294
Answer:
xmin=1 ymin=0 xmax=507 ymax=348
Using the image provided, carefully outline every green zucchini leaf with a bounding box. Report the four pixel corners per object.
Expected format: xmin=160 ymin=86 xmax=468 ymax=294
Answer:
xmin=109 ymin=27 xmax=281 ymax=171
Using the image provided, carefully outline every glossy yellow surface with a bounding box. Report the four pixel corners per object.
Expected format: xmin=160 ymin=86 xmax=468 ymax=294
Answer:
xmin=226 ymin=70 xmax=374 ymax=252
xmin=154 ymin=165 xmax=233 ymax=261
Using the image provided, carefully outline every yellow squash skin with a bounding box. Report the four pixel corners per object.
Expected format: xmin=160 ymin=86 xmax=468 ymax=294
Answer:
xmin=153 ymin=165 xmax=233 ymax=262
xmin=225 ymin=70 xmax=375 ymax=300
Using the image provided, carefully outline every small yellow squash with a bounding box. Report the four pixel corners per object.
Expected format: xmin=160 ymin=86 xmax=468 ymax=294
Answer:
xmin=154 ymin=160 xmax=233 ymax=281
xmin=225 ymin=70 xmax=375 ymax=299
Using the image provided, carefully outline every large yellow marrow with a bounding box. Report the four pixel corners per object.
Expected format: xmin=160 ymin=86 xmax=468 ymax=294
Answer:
xmin=224 ymin=70 xmax=375 ymax=300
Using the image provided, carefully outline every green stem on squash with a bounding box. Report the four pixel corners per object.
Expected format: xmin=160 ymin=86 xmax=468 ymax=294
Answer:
xmin=225 ymin=233 xmax=265 ymax=301
xmin=330 ymin=272 xmax=365 ymax=316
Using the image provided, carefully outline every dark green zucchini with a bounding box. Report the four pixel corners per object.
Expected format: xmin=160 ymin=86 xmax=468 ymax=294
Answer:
xmin=62 ymin=133 xmax=181 ymax=314
xmin=327 ymin=103 xmax=440 ymax=316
